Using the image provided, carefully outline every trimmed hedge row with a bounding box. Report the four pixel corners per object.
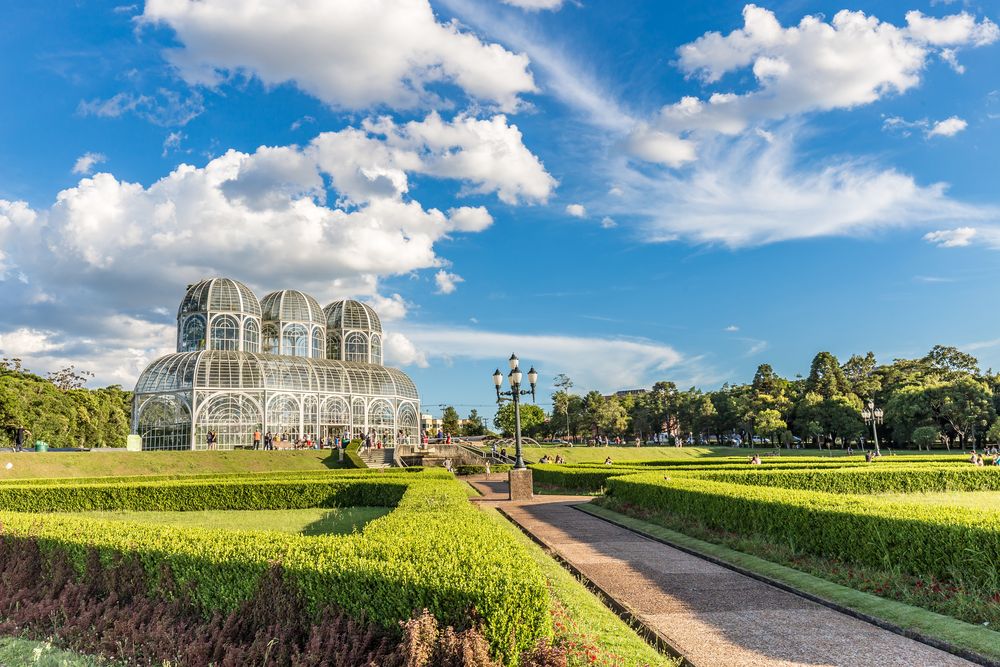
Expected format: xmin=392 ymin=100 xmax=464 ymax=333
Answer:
xmin=530 ymin=464 xmax=647 ymax=493
xmin=605 ymin=472 xmax=1000 ymax=587
xmin=454 ymin=464 xmax=513 ymax=476
xmin=693 ymin=465 xmax=1000 ymax=494
xmin=0 ymin=472 xmax=550 ymax=664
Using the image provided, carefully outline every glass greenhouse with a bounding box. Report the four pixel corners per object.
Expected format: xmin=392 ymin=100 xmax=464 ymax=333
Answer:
xmin=132 ymin=278 xmax=420 ymax=451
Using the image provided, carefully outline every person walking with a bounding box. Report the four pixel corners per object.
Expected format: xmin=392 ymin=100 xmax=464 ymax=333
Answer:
xmin=14 ymin=426 xmax=28 ymax=452
xmin=264 ymin=431 xmax=273 ymax=450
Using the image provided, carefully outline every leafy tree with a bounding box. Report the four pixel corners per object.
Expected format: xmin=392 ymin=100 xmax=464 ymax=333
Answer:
xmin=754 ymin=409 xmax=786 ymax=447
xmin=493 ymin=402 xmax=546 ymax=437
xmin=462 ymin=409 xmax=486 ymax=436
xmin=911 ymin=425 xmax=941 ymax=450
xmin=598 ymin=396 xmax=629 ymax=436
xmin=988 ymin=417 xmax=1000 ymax=445
xmin=924 ymin=345 xmax=980 ymax=378
xmin=842 ymin=352 xmax=881 ymax=399
xmin=441 ymin=406 xmax=461 ymax=435
xmin=805 ymin=352 xmax=850 ymax=399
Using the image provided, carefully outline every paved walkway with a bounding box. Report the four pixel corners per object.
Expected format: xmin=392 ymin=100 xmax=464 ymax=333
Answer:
xmin=465 ymin=476 xmax=974 ymax=667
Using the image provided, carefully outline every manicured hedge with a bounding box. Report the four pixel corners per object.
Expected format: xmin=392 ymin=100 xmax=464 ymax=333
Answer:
xmin=606 ymin=472 xmax=1000 ymax=587
xmin=454 ymin=464 xmax=513 ymax=476
xmin=0 ymin=466 xmax=434 ymax=487
xmin=693 ymin=465 xmax=1000 ymax=494
xmin=0 ymin=472 xmax=550 ymax=664
xmin=530 ymin=464 xmax=647 ymax=493
xmin=345 ymin=438 xmax=366 ymax=468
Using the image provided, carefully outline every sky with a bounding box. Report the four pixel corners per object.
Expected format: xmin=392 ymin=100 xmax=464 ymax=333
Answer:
xmin=1 ymin=0 xmax=1000 ymax=419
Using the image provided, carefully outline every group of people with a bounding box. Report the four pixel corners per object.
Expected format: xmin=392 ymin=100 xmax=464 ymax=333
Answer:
xmin=969 ymin=450 xmax=1000 ymax=466
xmin=537 ymin=454 xmax=566 ymax=464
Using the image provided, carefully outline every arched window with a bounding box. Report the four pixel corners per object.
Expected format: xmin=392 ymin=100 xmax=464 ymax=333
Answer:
xmin=311 ymin=326 xmax=325 ymax=359
xmin=181 ymin=316 xmax=206 ymax=353
xmin=195 ymin=393 xmax=261 ymax=450
xmin=352 ymin=398 xmax=366 ymax=435
xmin=369 ymin=400 xmax=395 ymax=446
xmin=282 ymin=324 xmax=309 ymax=357
xmin=346 ymin=332 xmax=368 ymax=362
xmin=327 ymin=334 xmax=341 ymax=360
xmin=138 ymin=395 xmax=191 ymax=450
xmin=370 ymin=334 xmax=382 ymax=365
xmin=210 ymin=315 xmax=239 ymax=351
xmin=244 ymin=319 xmax=260 ymax=353
xmin=321 ymin=397 xmax=350 ymax=425
xmin=262 ymin=323 xmax=279 ymax=355
xmin=398 ymin=403 xmax=418 ymax=446
xmin=268 ymin=395 xmax=301 ymax=439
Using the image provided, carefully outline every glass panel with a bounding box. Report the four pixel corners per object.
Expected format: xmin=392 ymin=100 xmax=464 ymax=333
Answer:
xmin=282 ymin=323 xmax=309 ymax=357
xmin=194 ymin=393 xmax=262 ymax=451
xmin=210 ymin=315 xmax=239 ymax=351
xmin=138 ymin=394 xmax=191 ymax=450
xmin=267 ymin=394 xmax=301 ymax=442
xmin=244 ymin=319 xmax=260 ymax=353
xmin=262 ymin=323 xmax=279 ymax=355
xmin=311 ymin=326 xmax=325 ymax=359
xmin=370 ymin=334 xmax=382 ymax=365
xmin=327 ymin=334 xmax=341 ymax=360
xmin=181 ymin=316 xmax=206 ymax=353
xmin=346 ymin=332 xmax=368 ymax=362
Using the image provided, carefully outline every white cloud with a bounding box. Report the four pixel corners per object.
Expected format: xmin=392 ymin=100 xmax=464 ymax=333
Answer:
xmin=565 ymin=203 xmax=586 ymax=217
xmin=0 ymin=328 xmax=63 ymax=357
xmin=0 ymin=114 xmax=550 ymax=385
xmin=928 ymin=116 xmax=968 ymax=137
xmin=367 ymin=113 xmax=556 ymax=204
xmin=725 ymin=325 xmax=739 ymax=332
xmin=162 ymin=131 xmax=185 ymax=156
xmin=600 ymin=216 xmax=616 ymax=229
xmin=383 ymin=331 xmax=429 ymax=367
xmin=434 ymin=270 xmax=464 ymax=294
xmin=611 ymin=127 xmax=997 ymax=247
xmin=499 ymin=0 xmax=563 ymax=10
xmin=924 ymin=226 xmax=977 ymax=247
xmin=624 ymin=124 xmax=697 ymax=167
xmin=77 ymin=90 xmax=204 ymax=126
xmin=142 ymin=0 xmax=537 ymax=111
xmin=365 ymin=293 xmax=409 ymax=321
xmin=72 ymin=152 xmax=106 ymax=176
xmin=657 ymin=5 xmax=998 ymax=137
xmin=393 ymin=323 xmax=685 ymax=390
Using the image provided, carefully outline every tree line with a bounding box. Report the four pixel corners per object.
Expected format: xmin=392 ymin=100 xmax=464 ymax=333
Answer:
xmin=440 ymin=346 xmax=1000 ymax=450
xmin=0 ymin=358 xmax=132 ymax=448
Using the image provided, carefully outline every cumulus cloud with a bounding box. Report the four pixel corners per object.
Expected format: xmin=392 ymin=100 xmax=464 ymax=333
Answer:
xmin=565 ymin=203 xmax=586 ymax=217
xmin=393 ymin=323 xmax=685 ymax=390
xmin=924 ymin=227 xmax=977 ymax=247
xmin=365 ymin=293 xmax=409 ymax=321
xmin=141 ymin=0 xmax=537 ymax=111
xmin=928 ymin=116 xmax=968 ymax=137
xmin=434 ymin=270 xmax=464 ymax=294
xmin=72 ymin=152 xmax=106 ymax=176
xmin=0 ymin=114 xmax=551 ymax=384
xmin=0 ymin=327 xmax=63 ymax=357
xmin=653 ymin=5 xmax=998 ymax=138
xmin=625 ymin=123 xmax=697 ymax=167
xmin=610 ymin=127 xmax=997 ymax=247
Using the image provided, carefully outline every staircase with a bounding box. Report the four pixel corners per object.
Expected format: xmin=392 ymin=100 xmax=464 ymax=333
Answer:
xmin=359 ymin=447 xmax=395 ymax=468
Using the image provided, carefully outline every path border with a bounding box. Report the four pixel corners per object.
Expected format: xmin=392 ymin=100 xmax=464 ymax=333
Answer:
xmin=495 ymin=505 xmax=693 ymax=667
xmin=576 ymin=503 xmax=997 ymax=667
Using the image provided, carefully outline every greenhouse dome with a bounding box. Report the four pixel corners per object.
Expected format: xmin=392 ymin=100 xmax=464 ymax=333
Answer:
xmin=325 ymin=299 xmax=383 ymax=364
xmin=176 ymin=278 xmax=263 ymax=353
xmin=133 ymin=280 xmax=420 ymax=451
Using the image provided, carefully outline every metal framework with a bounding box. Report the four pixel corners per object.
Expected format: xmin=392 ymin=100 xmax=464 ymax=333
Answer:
xmin=133 ymin=279 xmax=419 ymax=451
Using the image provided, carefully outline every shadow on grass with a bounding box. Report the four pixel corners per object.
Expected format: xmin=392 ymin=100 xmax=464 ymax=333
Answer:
xmin=300 ymin=507 xmax=393 ymax=536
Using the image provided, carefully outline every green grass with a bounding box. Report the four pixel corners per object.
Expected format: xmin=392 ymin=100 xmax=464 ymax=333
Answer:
xmin=0 ymin=449 xmax=348 ymax=480
xmin=0 ymin=636 xmax=109 ymax=666
xmin=521 ymin=446 xmax=943 ymax=464
xmin=481 ymin=506 xmax=678 ymax=666
xmin=77 ymin=507 xmax=392 ymax=535
xmin=583 ymin=503 xmax=1000 ymax=662
xmin=877 ymin=490 xmax=1000 ymax=512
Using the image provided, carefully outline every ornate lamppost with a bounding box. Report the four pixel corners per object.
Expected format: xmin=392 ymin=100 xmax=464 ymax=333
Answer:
xmin=861 ymin=399 xmax=884 ymax=456
xmin=492 ymin=354 xmax=538 ymax=470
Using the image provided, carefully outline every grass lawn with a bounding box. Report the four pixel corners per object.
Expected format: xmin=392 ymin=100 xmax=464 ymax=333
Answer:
xmin=78 ymin=507 xmax=391 ymax=535
xmin=521 ymin=445 xmax=953 ymax=464
xmin=481 ymin=506 xmax=677 ymax=666
xmin=877 ymin=490 xmax=1000 ymax=512
xmin=0 ymin=449 xmax=347 ymax=480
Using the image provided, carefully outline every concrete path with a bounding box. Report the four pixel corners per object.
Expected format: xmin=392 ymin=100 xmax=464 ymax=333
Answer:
xmin=465 ymin=476 xmax=974 ymax=667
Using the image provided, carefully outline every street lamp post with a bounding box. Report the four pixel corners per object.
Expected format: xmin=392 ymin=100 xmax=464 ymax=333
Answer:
xmin=861 ymin=399 xmax=884 ymax=456
xmin=492 ymin=354 xmax=538 ymax=470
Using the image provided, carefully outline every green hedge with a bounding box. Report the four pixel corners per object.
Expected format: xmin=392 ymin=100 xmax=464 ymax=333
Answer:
xmin=454 ymin=464 xmax=513 ymax=476
xmin=0 ymin=472 xmax=549 ymax=664
xmin=693 ymin=465 xmax=1000 ymax=494
xmin=529 ymin=464 xmax=647 ymax=493
xmin=344 ymin=438 xmax=366 ymax=468
xmin=606 ymin=472 xmax=1000 ymax=587
xmin=0 ymin=467 xmax=434 ymax=487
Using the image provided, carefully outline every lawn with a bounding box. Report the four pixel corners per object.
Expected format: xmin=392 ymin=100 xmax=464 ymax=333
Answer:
xmin=0 ymin=449 xmax=346 ymax=480
xmin=521 ymin=445 xmax=943 ymax=464
xmin=78 ymin=506 xmax=392 ymax=535
xmin=877 ymin=490 xmax=1000 ymax=512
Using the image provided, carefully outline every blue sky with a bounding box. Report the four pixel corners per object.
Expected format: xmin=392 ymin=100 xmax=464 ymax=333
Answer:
xmin=1 ymin=0 xmax=999 ymax=419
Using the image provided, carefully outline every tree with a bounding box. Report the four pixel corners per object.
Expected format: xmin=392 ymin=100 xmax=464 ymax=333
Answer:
xmin=493 ymin=403 xmax=546 ymax=437
xmin=598 ymin=396 xmax=629 ymax=436
xmin=552 ymin=374 xmax=574 ymax=438
xmin=582 ymin=391 xmax=606 ymax=438
xmin=805 ymin=352 xmax=850 ymax=399
xmin=462 ymin=409 xmax=486 ymax=436
xmin=911 ymin=425 xmax=941 ymax=451
xmin=441 ymin=406 xmax=461 ymax=435
xmin=842 ymin=352 xmax=881 ymax=399
xmin=754 ymin=409 xmax=786 ymax=447
xmin=924 ymin=345 xmax=979 ymax=378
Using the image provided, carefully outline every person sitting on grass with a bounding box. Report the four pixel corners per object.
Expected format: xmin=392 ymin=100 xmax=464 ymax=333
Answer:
xmin=748 ymin=454 xmax=761 ymax=465
xmin=604 ymin=456 xmax=613 ymax=466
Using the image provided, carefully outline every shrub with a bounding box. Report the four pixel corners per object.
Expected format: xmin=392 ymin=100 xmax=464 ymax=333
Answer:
xmin=454 ymin=464 xmax=513 ymax=476
xmin=692 ymin=465 xmax=1000 ymax=494
xmin=0 ymin=473 xmax=550 ymax=664
xmin=345 ymin=439 xmax=366 ymax=468
xmin=605 ymin=472 xmax=1000 ymax=587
